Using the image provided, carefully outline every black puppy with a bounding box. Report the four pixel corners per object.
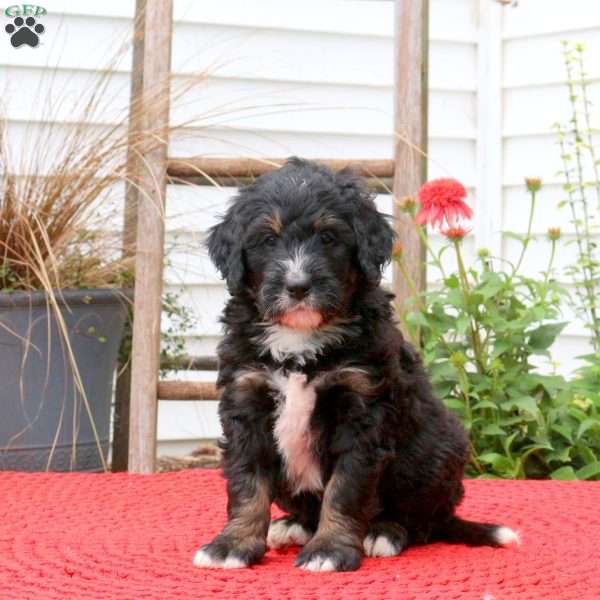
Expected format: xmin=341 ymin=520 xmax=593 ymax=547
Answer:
xmin=194 ymin=158 xmax=518 ymax=572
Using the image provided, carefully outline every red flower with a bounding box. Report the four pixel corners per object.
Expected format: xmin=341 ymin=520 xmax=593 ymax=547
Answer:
xmin=442 ymin=226 xmax=471 ymax=241
xmin=416 ymin=178 xmax=472 ymax=229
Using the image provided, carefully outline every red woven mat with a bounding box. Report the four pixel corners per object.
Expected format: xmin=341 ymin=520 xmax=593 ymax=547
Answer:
xmin=0 ymin=470 xmax=598 ymax=600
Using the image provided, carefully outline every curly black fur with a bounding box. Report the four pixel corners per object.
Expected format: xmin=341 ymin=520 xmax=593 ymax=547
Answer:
xmin=194 ymin=158 xmax=514 ymax=572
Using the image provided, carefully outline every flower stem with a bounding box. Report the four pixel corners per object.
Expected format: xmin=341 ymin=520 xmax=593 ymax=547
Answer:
xmin=396 ymin=256 xmax=423 ymax=347
xmin=543 ymin=239 xmax=557 ymax=291
xmin=417 ymin=224 xmax=447 ymax=280
xmin=454 ymin=240 xmax=486 ymax=373
xmin=513 ymin=189 xmax=536 ymax=276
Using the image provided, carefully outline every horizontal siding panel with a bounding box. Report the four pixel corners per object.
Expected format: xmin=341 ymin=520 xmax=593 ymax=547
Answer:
xmin=503 ymin=0 xmax=600 ymax=39
xmin=427 ymin=139 xmax=477 ymax=186
xmin=3 ymin=122 xmax=127 ymax=176
xmin=41 ymin=0 xmax=478 ymax=41
xmin=0 ymin=67 xmax=130 ymax=125
xmin=503 ymin=83 xmax=600 ymax=137
xmin=173 ymin=28 xmax=476 ymax=89
xmin=163 ymin=284 xmax=227 ymax=337
xmin=170 ymin=126 xmax=393 ymax=160
xmin=1 ymin=14 xmax=133 ymax=71
xmin=502 ymin=234 xmax=581 ymax=278
xmin=2 ymin=69 xmax=474 ymax=140
xmin=502 ymin=134 xmax=600 ymax=187
xmin=174 ymin=85 xmax=475 ymax=139
xmin=184 ymin=336 xmax=221 ymax=357
xmin=157 ymin=400 xmax=220 ymax=440
xmin=2 ymin=17 xmax=476 ymax=92
xmin=166 ymin=184 xmax=231 ymax=231
xmin=502 ymin=184 xmax=588 ymax=234
xmin=503 ymin=29 xmax=600 ymax=88
xmin=502 ymin=135 xmax=565 ymax=186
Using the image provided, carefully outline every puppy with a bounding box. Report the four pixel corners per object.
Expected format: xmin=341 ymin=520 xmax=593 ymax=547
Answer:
xmin=194 ymin=158 xmax=518 ymax=572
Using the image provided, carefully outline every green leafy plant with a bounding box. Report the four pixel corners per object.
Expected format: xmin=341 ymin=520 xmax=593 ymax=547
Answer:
xmin=395 ymin=177 xmax=600 ymax=480
xmin=552 ymin=41 xmax=600 ymax=404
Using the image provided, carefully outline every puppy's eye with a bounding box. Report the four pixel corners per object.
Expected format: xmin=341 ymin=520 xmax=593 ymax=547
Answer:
xmin=262 ymin=234 xmax=278 ymax=248
xmin=319 ymin=230 xmax=337 ymax=245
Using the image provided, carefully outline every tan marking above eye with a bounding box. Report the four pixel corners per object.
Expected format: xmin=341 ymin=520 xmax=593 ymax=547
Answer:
xmin=265 ymin=213 xmax=282 ymax=235
xmin=314 ymin=212 xmax=343 ymax=230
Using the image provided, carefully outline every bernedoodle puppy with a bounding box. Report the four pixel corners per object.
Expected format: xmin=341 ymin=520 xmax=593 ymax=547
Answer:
xmin=193 ymin=158 xmax=518 ymax=572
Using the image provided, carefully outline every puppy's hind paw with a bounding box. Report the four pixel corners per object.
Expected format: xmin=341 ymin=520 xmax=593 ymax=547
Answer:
xmin=267 ymin=517 xmax=313 ymax=549
xmin=363 ymin=521 xmax=408 ymax=557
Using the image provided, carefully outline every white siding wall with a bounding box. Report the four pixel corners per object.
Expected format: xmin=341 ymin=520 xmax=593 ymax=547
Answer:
xmin=502 ymin=0 xmax=600 ymax=373
xmin=2 ymin=0 xmax=598 ymax=454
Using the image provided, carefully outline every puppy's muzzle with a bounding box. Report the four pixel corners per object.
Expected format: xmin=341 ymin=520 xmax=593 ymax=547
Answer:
xmin=285 ymin=273 xmax=312 ymax=301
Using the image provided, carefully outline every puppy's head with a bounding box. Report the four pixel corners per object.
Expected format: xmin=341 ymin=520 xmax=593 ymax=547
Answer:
xmin=207 ymin=158 xmax=394 ymax=330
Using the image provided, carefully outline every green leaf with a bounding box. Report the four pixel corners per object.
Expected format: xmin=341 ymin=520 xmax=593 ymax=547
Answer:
xmin=472 ymin=400 xmax=498 ymax=411
xmin=504 ymin=231 xmax=526 ymax=243
xmin=444 ymin=399 xmax=466 ymax=413
xmin=528 ymin=322 xmax=567 ymax=352
xmin=551 ymin=424 xmax=574 ymax=444
xmin=481 ymin=424 xmax=506 ymax=436
xmin=547 ymin=447 xmax=571 ymax=464
xmin=429 ymin=361 xmax=459 ymax=381
xmin=551 ymin=466 xmax=577 ymax=480
xmin=577 ymin=418 xmax=599 ymax=439
xmin=444 ymin=274 xmax=460 ymax=289
xmin=456 ymin=315 xmax=471 ymax=335
xmin=478 ymin=272 xmax=504 ymax=299
xmin=576 ymin=462 xmax=600 ymax=480
xmin=478 ymin=453 xmax=514 ymax=472
xmin=406 ymin=311 xmax=429 ymax=329
xmin=502 ymin=396 xmax=539 ymax=416
xmin=502 ymin=432 xmax=520 ymax=455
xmin=491 ymin=340 xmax=512 ymax=359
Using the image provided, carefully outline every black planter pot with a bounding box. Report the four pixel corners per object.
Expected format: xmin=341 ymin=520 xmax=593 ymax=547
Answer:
xmin=0 ymin=289 xmax=129 ymax=471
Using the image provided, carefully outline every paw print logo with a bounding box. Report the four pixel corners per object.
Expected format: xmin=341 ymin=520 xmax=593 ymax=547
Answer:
xmin=5 ymin=16 xmax=45 ymax=48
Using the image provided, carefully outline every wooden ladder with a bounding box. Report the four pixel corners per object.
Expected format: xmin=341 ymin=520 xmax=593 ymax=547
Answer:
xmin=121 ymin=0 xmax=429 ymax=473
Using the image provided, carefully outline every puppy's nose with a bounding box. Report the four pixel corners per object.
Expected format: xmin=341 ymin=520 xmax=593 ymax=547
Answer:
xmin=285 ymin=274 xmax=311 ymax=300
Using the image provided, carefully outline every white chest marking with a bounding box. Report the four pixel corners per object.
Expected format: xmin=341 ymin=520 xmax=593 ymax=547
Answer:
xmin=257 ymin=324 xmax=346 ymax=365
xmin=272 ymin=372 xmax=323 ymax=495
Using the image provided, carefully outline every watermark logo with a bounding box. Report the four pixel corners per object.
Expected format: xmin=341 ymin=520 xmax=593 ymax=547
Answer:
xmin=4 ymin=4 xmax=46 ymax=48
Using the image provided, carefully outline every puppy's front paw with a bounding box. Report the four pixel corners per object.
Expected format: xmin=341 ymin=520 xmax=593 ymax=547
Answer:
xmin=193 ymin=534 xmax=266 ymax=569
xmin=295 ymin=537 xmax=362 ymax=572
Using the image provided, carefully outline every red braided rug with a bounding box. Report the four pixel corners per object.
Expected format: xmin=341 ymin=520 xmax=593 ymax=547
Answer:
xmin=0 ymin=470 xmax=598 ymax=600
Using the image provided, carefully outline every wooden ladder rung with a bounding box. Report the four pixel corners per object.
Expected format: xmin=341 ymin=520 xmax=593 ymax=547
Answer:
xmin=160 ymin=355 xmax=218 ymax=371
xmin=157 ymin=380 xmax=218 ymax=400
xmin=167 ymin=157 xmax=395 ymax=180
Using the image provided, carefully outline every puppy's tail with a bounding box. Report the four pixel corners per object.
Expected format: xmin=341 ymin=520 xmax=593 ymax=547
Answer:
xmin=434 ymin=516 xmax=521 ymax=547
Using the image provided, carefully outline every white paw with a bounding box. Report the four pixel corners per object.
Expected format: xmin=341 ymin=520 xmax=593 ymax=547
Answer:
xmin=192 ymin=549 xmax=248 ymax=569
xmin=363 ymin=534 xmax=403 ymax=557
xmin=300 ymin=555 xmax=337 ymax=572
xmin=493 ymin=526 xmax=521 ymax=547
xmin=267 ymin=520 xmax=312 ymax=549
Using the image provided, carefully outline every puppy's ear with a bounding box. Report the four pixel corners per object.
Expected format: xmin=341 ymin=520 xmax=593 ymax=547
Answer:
xmin=336 ymin=169 xmax=395 ymax=287
xmin=207 ymin=204 xmax=246 ymax=294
